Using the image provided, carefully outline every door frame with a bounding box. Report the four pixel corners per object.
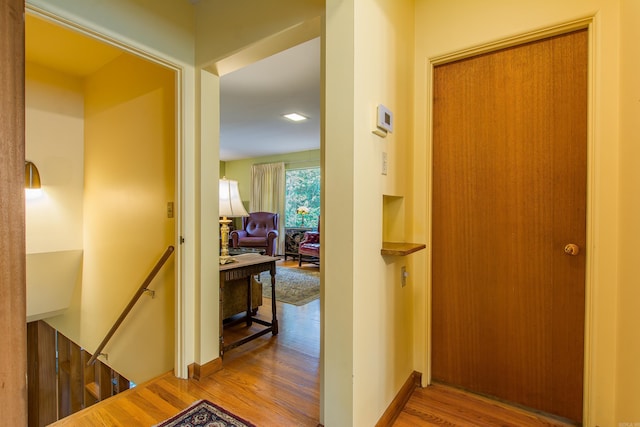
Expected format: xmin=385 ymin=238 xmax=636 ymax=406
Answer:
xmin=24 ymin=5 xmax=187 ymax=378
xmin=425 ymin=17 xmax=595 ymax=424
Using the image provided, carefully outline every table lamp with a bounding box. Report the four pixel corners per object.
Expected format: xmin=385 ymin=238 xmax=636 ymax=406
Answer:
xmin=219 ymin=177 xmax=249 ymax=264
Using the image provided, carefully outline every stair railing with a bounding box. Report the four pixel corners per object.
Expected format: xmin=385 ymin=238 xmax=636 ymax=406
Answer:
xmin=87 ymin=245 xmax=175 ymax=366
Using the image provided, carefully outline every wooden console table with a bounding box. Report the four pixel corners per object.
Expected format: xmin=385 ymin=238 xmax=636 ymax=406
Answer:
xmin=219 ymin=253 xmax=279 ymax=357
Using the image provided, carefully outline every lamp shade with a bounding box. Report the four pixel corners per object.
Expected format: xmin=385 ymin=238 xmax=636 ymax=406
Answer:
xmin=219 ymin=178 xmax=249 ymax=217
xmin=25 ymin=161 xmax=41 ymax=189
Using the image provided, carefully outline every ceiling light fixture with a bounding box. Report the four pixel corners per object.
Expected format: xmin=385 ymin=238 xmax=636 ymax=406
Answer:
xmin=283 ymin=113 xmax=308 ymax=122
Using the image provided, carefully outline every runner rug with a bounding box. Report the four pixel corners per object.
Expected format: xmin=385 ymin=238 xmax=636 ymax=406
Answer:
xmin=259 ymin=266 xmax=320 ymax=306
xmin=154 ymin=400 xmax=255 ymax=427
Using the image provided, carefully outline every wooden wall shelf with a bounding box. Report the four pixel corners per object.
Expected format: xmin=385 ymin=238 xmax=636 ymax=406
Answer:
xmin=381 ymin=242 xmax=426 ymax=256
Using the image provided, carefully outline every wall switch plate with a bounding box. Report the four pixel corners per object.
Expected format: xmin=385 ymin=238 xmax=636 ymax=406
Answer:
xmin=382 ymin=152 xmax=388 ymax=175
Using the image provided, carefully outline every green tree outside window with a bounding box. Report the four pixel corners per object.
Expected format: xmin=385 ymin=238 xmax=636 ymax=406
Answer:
xmin=285 ymin=168 xmax=320 ymax=228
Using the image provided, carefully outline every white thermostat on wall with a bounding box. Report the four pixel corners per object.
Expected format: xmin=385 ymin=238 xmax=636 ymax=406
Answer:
xmin=377 ymin=104 xmax=393 ymax=133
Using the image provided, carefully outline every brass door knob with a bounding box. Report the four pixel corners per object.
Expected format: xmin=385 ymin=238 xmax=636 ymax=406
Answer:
xmin=564 ymin=243 xmax=580 ymax=256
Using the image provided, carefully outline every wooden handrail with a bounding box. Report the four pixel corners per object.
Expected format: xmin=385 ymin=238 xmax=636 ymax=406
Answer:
xmin=87 ymin=245 xmax=175 ymax=366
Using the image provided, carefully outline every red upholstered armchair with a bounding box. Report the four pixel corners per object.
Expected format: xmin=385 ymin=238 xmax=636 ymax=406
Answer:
xmin=298 ymin=219 xmax=320 ymax=266
xmin=230 ymin=212 xmax=279 ymax=256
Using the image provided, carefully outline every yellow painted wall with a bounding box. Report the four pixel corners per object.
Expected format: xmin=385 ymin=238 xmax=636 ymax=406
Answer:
xmin=194 ymin=1 xmax=325 ymax=368
xmin=324 ymin=1 xmax=355 ymax=423
xmin=324 ymin=0 xmax=415 ymax=425
xmin=222 ymin=150 xmax=320 ymax=247
xmin=413 ymin=0 xmax=636 ymax=425
xmin=27 ymin=0 xmax=200 ymax=378
xmin=23 ymin=1 xmax=639 ymax=425
xmin=194 ymin=0 xmax=324 ymax=67
xmin=616 ymin=0 xmax=640 ymax=423
xmin=46 ymin=53 xmax=177 ymax=384
xmin=27 ymin=0 xmax=325 ymax=381
xmin=25 ymin=62 xmax=84 ymax=254
xmin=25 ymin=63 xmax=86 ymax=322
xmin=197 ymin=69 xmax=221 ymax=368
xmin=28 ymin=0 xmax=195 ymax=64
xmin=223 ymin=149 xmax=321 ymax=204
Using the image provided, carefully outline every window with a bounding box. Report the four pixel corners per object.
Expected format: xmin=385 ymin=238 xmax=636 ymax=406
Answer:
xmin=285 ymin=167 xmax=320 ymax=228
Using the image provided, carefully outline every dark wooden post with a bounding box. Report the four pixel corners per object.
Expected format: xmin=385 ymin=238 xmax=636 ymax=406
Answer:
xmin=0 ymin=0 xmax=27 ymax=424
xmin=27 ymin=322 xmax=58 ymax=426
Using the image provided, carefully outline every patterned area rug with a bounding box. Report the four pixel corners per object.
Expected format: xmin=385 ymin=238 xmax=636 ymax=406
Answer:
xmin=155 ymin=400 xmax=255 ymax=427
xmin=260 ymin=266 xmax=320 ymax=306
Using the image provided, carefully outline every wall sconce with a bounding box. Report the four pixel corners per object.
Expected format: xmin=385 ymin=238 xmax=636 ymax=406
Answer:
xmin=25 ymin=161 xmax=41 ymax=189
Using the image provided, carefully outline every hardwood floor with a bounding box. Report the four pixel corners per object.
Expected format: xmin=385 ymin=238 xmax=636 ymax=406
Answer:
xmin=50 ymin=260 xmax=321 ymax=427
xmin=49 ymin=260 xmax=577 ymax=427
xmin=393 ymin=383 xmax=577 ymax=427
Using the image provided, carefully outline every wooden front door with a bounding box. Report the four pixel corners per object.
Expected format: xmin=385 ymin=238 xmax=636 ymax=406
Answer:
xmin=431 ymin=29 xmax=588 ymax=423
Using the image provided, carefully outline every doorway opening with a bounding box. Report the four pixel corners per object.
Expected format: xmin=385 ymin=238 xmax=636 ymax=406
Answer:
xmin=24 ymin=7 xmax=181 ymax=390
xmin=212 ymin=25 xmax=323 ymax=423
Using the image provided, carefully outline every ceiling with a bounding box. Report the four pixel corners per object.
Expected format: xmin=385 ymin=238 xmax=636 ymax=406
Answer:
xmin=25 ymin=15 xmax=124 ymax=77
xmin=25 ymin=14 xmax=321 ymax=161
xmin=220 ymin=37 xmax=321 ymax=161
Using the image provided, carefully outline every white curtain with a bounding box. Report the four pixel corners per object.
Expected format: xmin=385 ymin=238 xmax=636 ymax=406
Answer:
xmin=250 ymin=162 xmax=285 ymax=255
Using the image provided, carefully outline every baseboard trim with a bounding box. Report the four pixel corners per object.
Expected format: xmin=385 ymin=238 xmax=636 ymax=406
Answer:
xmin=189 ymin=358 xmax=222 ymax=381
xmin=376 ymin=371 xmax=422 ymax=427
